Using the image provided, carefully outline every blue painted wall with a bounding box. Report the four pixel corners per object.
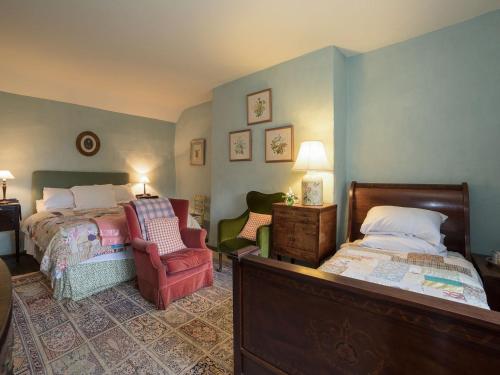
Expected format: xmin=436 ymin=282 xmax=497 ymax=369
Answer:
xmin=333 ymin=48 xmax=348 ymax=245
xmin=210 ymin=47 xmax=338 ymax=244
xmin=346 ymin=11 xmax=500 ymax=254
xmin=175 ymin=101 xmax=212 ymax=202
xmin=0 ymin=91 xmax=176 ymax=255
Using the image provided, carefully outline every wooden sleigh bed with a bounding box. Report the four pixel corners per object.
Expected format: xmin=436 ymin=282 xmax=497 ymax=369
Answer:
xmin=231 ymin=182 xmax=500 ymax=374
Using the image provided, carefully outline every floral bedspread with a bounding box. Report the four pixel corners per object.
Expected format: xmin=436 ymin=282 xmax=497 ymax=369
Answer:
xmin=319 ymin=243 xmax=489 ymax=309
xmin=22 ymin=207 xmax=129 ymax=280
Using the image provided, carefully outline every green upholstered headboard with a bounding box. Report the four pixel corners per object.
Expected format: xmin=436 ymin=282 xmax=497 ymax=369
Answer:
xmin=32 ymin=170 xmax=129 ymax=210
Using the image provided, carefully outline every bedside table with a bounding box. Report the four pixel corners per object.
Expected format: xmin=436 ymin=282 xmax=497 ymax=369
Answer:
xmin=272 ymin=203 xmax=337 ymax=267
xmin=135 ymin=194 xmax=159 ymax=199
xmin=0 ymin=200 xmax=21 ymax=262
xmin=473 ymin=254 xmax=500 ymax=311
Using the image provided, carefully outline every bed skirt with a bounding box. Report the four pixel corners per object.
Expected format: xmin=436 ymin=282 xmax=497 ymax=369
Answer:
xmin=53 ymin=258 xmax=136 ymax=300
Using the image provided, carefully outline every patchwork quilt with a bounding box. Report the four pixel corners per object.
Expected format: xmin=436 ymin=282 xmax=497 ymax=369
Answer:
xmin=319 ymin=243 xmax=489 ymax=309
xmin=22 ymin=207 xmax=129 ymax=281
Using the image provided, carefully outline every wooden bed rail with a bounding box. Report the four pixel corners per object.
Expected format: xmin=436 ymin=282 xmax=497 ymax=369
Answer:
xmin=232 ymin=254 xmax=500 ymax=375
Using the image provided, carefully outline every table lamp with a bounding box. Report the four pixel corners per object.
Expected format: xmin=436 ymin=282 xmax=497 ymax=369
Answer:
xmin=0 ymin=170 xmax=15 ymax=201
xmin=139 ymin=175 xmax=150 ymax=195
xmin=292 ymin=141 xmax=331 ymax=206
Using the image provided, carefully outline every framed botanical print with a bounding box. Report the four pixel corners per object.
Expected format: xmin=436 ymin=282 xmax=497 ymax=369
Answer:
xmin=265 ymin=125 xmax=294 ymax=163
xmin=190 ymin=138 xmax=206 ymax=166
xmin=229 ymin=129 xmax=252 ymax=161
xmin=247 ymin=89 xmax=272 ymax=125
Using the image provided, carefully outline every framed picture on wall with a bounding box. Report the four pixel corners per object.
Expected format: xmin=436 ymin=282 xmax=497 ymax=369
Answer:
xmin=190 ymin=138 xmax=206 ymax=166
xmin=265 ymin=125 xmax=294 ymax=163
xmin=247 ymin=89 xmax=272 ymax=125
xmin=76 ymin=131 xmax=100 ymax=156
xmin=229 ymin=129 xmax=252 ymax=161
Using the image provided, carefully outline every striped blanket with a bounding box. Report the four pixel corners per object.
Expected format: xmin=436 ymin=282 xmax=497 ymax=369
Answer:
xmin=132 ymin=197 xmax=175 ymax=238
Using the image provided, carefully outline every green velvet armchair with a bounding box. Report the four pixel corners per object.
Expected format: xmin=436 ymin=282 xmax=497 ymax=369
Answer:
xmin=216 ymin=191 xmax=284 ymax=271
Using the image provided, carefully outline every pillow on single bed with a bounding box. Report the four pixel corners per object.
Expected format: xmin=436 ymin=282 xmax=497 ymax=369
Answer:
xmin=43 ymin=187 xmax=75 ymax=210
xmin=359 ymin=234 xmax=447 ymax=255
xmin=113 ymin=184 xmax=136 ymax=203
xmin=360 ymin=206 xmax=447 ymax=245
xmin=71 ymin=184 xmax=117 ymax=210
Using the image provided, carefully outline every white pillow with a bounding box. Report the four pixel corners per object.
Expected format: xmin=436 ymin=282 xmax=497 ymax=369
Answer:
xmin=112 ymin=184 xmax=136 ymax=203
xmin=43 ymin=188 xmax=75 ymax=210
xmin=35 ymin=199 xmax=46 ymax=213
xmin=359 ymin=234 xmax=447 ymax=255
xmin=71 ymin=184 xmax=117 ymax=210
xmin=360 ymin=206 xmax=447 ymax=245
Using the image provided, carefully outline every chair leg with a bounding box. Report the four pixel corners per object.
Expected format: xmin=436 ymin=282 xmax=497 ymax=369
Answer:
xmin=217 ymin=252 xmax=223 ymax=272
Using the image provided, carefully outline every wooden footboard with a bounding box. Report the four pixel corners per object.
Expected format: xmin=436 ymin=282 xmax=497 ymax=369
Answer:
xmin=232 ymin=255 xmax=500 ymax=374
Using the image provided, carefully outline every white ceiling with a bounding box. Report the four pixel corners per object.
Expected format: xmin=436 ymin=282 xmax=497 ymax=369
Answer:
xmin=1 ymin=0 xmax=499 ymax=122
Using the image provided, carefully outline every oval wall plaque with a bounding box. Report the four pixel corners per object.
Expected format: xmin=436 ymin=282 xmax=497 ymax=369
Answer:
xmin=76 ymin=131 xmax=101 ymax=156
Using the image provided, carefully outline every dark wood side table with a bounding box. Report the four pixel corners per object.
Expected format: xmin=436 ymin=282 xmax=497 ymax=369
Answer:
xmin=472 ymin=254 xmax=500 ymax=311
xmin=135 ymin=194 xmax=160 ymax=199
xmin=0 ymin=200 xmax=21 ymax=262
xmin=272 ymin=203 xmax=337 ymax=267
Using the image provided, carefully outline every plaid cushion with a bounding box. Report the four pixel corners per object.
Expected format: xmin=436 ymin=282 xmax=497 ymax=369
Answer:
xmin=145 ymin=217 xmax=186 ymax=255
xmin=238 ymin=212 xmax=272 ymax=241
xmin=132 ymin=197 xmax=175 ymax=237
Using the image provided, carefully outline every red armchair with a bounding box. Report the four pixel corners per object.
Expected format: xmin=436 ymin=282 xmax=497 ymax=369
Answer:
xmin=124 ymin=199 xmax=213 ymax=309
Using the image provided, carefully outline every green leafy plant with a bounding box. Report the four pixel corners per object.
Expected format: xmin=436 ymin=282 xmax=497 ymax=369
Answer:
xmin=284 ymin=187 xmax=298 ymax=206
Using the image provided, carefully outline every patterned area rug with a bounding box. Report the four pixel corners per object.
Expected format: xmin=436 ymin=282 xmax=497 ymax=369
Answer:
xmin=11 ymin=266 xmax=233 ymax=375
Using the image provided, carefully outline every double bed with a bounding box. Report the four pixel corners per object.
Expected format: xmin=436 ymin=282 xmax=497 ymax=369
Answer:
xmin=232 ymin=182 xmax=500 ymax=374
xmin=22 ymin=171 xmax=136 ymax=300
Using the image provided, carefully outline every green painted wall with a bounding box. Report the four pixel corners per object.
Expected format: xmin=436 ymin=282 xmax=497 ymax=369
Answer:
xmin=175 ymin=101 xmax=212 ymax=225
xmin=333 ymin=48 xmax=348 ymax=245
xmin=0 ymin=91 xmax=176 ymax=255
xmin=210 ymin=47 xmax=337 ymax=244
xmin=346 ymin=10 xmax=500 ymax=255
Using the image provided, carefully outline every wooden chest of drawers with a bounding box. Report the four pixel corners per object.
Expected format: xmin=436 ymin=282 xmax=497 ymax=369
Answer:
xmin=272 ymin=203 xmax=337 ymax=267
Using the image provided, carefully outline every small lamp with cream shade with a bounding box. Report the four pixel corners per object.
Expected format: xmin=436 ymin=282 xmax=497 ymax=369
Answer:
xmin=292 ymin=141 xmax=331 ymax=206
xmin=0 ymin=170 xmax=15 ymax=201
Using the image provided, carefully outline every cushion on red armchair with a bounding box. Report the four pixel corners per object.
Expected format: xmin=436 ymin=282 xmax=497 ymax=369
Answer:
xmin=160 ymin=249 xmax=212 ymax=274
xmin=145 ymin=217 xmax=186 ymax=256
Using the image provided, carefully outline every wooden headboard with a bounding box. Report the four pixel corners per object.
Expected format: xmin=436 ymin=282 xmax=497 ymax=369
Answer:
xmin=347 ymin=182 xmax=470 ymax=259
xmin=32 ymin=170 xmax=129 ymax=211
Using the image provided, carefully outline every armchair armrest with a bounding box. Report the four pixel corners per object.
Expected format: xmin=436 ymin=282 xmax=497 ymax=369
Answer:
xmin=181 ymin=227 xmax=208 ymax=249
xmin=256 ymin=225 xmax=271 ymax=258
xmin=131 ymin=238 xmax=163 ymax=270
xmin=217 ymin=210 xmax=249 ymax=246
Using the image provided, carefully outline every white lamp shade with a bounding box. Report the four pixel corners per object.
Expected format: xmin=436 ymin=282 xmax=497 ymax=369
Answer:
xmin=0 ymin=170 xmax=15 ymax=180
xmin=292 ymin=141 xmax=331 ymax=172
xmin=139 ymin=175 xmax=150 ymax=183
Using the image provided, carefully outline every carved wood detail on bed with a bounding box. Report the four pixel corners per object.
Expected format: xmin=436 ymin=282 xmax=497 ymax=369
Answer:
xmin=235 ymin=258 xmax=500 ymax=374
xmin=232 ymin=182 xmax=499 ymax=375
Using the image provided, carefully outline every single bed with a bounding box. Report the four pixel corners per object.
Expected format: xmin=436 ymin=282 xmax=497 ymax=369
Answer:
xmin=232 ymin=182 xmax=500 ymax=374
xmin=23 ymin=170 xmax=136 ymax=300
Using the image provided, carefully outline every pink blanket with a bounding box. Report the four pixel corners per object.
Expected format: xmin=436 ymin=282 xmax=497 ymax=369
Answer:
xmin=92 ymin=213 xmax=130 ymax=246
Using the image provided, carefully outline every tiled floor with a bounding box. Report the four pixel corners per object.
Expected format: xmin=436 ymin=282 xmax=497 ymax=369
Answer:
xmin=12 ymin=266 xmax=234 ymax=374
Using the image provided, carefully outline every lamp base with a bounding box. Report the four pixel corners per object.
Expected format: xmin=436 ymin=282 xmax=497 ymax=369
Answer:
xmin=301 ymin=173 xmax=323 ymax=206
